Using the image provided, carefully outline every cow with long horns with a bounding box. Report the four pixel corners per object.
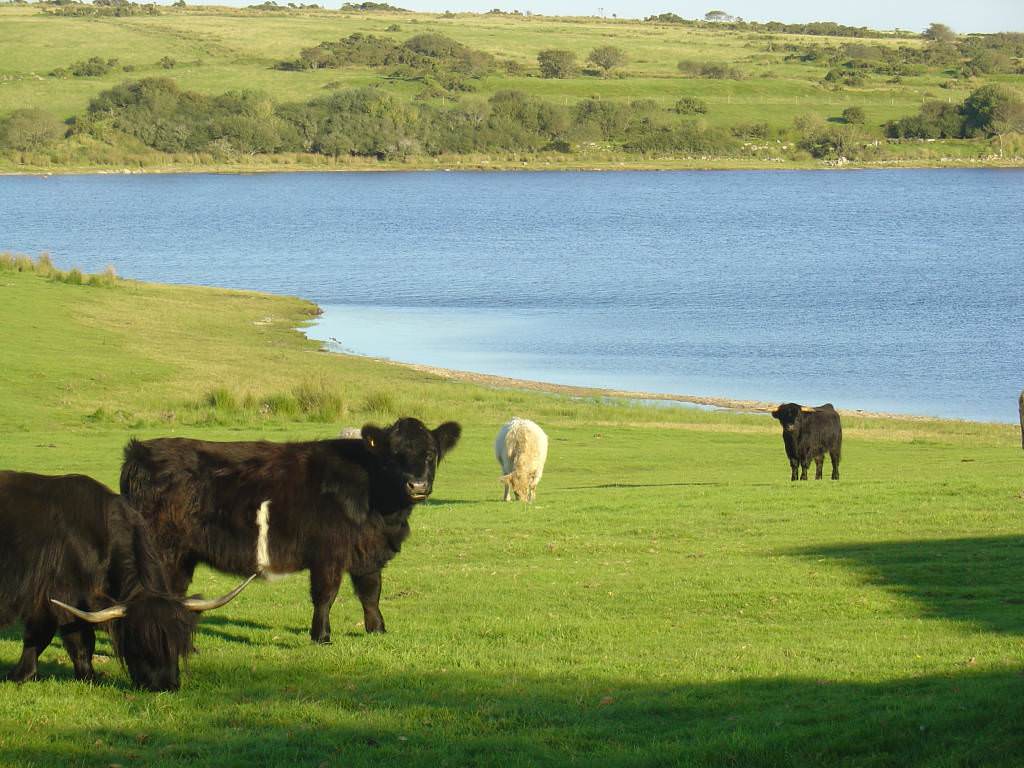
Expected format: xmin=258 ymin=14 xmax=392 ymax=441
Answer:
xmin=770 ymin=402 xmax=842 ymax=481
xmin=120 ymin=417 xmax=461 ymax=643
xmin=0 ymin=471 xmax=253 ymax=691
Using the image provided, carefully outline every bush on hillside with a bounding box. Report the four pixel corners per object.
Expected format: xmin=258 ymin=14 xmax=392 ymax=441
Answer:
xmin=537 ymin=49 xmax=578 ymax=79
xmin=0 ymin=108 xmax=66 ymax=151
xmin=674 ymin=97 xmax=708 ymax=114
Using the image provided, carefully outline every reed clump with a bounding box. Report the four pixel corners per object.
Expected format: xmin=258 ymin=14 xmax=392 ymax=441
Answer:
xmin=0 ymin=252 xmax=119 ymax=287
xmin=188 ymin=378 xmax=347 ymax=424
xmin=361 ymin=390 xmax=398 ymax=418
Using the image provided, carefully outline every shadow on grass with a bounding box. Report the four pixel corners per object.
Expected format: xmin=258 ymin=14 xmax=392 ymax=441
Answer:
xmin=195 ymin=624 xmax=294 ymax=648
xmin=195 ymin=616 xmax=275 ymax=632
xmin=794 ymin=535 xmax=1024 ymax=635
xmin=3 ymin=665 xmax=1023 ymax=767
xmin=561 ymin=481 xmax=753 ymax=490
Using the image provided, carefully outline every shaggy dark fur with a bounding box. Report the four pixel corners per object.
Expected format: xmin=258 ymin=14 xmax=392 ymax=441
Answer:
xmin=120 ymin=417 xmax=461 ymax=643
xmin=1018 ymin=390 xmax=1023 ymax=450
xmin=0 ymin=471 xmax=197 ymax=691
xmin=771 ymin=403 xmax=842 ymax=481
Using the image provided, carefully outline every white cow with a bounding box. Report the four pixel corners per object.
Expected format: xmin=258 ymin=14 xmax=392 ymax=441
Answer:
xmin=495 ymin=417 xmax=548 ymax=502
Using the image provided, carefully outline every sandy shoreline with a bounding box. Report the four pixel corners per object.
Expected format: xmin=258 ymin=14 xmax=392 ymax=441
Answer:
xmin=333 ymin=350 xmax=966 ymax=424
xmin=4 ymin=159 xmax=1024 ymax=178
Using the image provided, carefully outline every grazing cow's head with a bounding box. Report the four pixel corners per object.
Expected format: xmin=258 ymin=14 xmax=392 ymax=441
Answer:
xmin=361 ymin=417 xmax=462 ymax=503
xmin=112 ymin=596 xmax=198 ymax=692
xmin=771 ymin=402 xmax=817 ymax=433
xmin=501 ymin=470 xmax=537 ymax=503
xmin=51 ymin=576 xmax=254 ymax=691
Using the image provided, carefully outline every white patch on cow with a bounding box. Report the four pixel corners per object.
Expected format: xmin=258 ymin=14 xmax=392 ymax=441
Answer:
xmin=256 ymin=499 xmax=272 ymax=573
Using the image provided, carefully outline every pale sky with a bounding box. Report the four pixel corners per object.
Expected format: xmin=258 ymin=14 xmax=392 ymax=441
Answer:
xmin=377 ymin=1 xmax=1023 ymax=34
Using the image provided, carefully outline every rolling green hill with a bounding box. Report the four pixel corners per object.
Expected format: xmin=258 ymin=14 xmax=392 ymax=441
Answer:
xmin=1 ymin=3 xmax=1022 ymax=170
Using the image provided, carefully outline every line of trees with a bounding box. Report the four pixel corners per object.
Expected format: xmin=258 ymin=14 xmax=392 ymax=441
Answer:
xmin=783 ymin=34 xmax=1024 ymax=83
xmin=42 ymin=0 xmax=160 ymax=16
xmin=59 ymin=77 xmax=740 ymax=159
xmin=282 ymin=35 xmax=633 ymax=83
xmin=3 ymin=77 xmax=1021 ymax=163
xmin=278 ymin=32 xmax=495 ymax=79
xmin=886 ymin=85 xmax=1024 ymax=139
xmin=644 ymin=12 xmax=913 ymax=39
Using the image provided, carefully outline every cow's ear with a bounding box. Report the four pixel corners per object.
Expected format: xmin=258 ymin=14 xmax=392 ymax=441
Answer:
xmin=432 ymin=421 xmax=462 ymax=460
xmin=770 ymin=409 xmax=781 ymax=420
xmin=361 ymin=425 xmax=388 ymax=454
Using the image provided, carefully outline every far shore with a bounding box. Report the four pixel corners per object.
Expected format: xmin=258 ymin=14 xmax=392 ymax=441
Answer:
xmin=3 ymin=157 xmax=1024 ymax=178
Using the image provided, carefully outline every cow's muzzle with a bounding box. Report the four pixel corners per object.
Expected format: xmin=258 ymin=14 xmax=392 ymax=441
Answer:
xmin=406 ymin=480 xmax=431 ymax=501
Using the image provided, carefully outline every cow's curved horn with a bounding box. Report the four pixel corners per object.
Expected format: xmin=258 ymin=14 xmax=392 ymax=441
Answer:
xmin=182 ymin=573 xmax=257 ymax=613
xmin=50 ymin=599 xmax=127 ymax=623
xmin=800 ymin=406 xmax=817 ymax=413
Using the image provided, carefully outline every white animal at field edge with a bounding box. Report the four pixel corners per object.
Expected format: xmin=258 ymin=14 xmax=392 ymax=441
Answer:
xmin=494 ymin=417 xmax=548 ymax=502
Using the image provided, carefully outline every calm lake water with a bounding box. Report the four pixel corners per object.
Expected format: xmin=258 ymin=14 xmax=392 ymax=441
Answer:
xmin=1 ymin=170 xmax=1021 ymax=422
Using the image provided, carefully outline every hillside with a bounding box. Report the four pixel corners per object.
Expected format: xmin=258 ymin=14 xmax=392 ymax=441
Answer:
xmin=0 ymin=4 xmax=1023 ymax=170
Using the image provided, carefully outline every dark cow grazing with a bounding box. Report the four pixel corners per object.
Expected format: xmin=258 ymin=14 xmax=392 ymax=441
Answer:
xmin=770 ymin=403 xmax=842 ymax=481
xmin=120 ymin=417 xmax=461 ymax=643
xmin=0 ymin=471 xmax=253 ymax=691
xmin=1018 ymin=390 xmax=1023 ymax=450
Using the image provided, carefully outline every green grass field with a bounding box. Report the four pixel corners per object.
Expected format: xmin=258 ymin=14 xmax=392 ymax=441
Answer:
xmin=1 ymin=4 xmax=1021 ymax=170
xmin=0 ymin=262 xmax=1022 ymax=766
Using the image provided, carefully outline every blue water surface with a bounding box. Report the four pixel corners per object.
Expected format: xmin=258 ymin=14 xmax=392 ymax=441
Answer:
xmin=1 ymin=169 xmax=1020 ymax=422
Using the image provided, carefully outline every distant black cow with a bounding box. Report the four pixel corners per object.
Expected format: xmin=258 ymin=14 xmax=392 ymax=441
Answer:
xmin=120 ymin=417 xmax=461 ymax=643
xmin=1018 ymin=390 xmax=1023 ymax=450
xmin=770 ymin=403 xmax=842 ymax=481
xmin=0 ymin=471 xmax=252 ymax=691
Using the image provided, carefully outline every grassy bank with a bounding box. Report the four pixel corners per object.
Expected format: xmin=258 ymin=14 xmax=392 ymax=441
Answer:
xmin=1 ymin=4 xmax=1022 ymax=171
xmin=0 ymin=262 xmax=1022 ymax=765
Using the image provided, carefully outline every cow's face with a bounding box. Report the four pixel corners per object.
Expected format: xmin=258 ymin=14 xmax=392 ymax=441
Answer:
xmin=771 ymin=403 xmax=803 ymax=433
xmin=114 ymin=596 xmax=197 ymax=692
xmin=501 ymin=470 xmax=537 ymax=502
xmin=362 ymin=418 xmax=462 ymax=503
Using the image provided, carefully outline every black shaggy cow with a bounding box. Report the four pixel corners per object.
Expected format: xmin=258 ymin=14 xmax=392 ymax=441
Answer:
xmin=0 ymin=471 xmax=252 ymax=691
xmin=120 ymin=417 xmax=461 ymax=643
xmin=770 ymin=403 xmax=842 ymax=481
xmin=1018 ymin=390 xmax=1023 ymax=450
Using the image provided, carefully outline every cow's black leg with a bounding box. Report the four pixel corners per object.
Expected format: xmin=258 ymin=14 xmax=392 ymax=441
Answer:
xmin=309 ymin=561 xmax=343 ymax=644
xmin=814 ymin=455 xmax=824 ymax=480
xmin=799 ymin=462 xmax=809 ymax=480
xmin=789 ymin=460 xmax=799 ymax=481
xmin=830 ymin=451 xmax=840 ymax=480
xmin=351 ymin=570 xmax=386 ymax=634
xmin=59 ymin=621 xmax=97 ymax=682
xmin=6 ymin=614 xmax=58 ymax=683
